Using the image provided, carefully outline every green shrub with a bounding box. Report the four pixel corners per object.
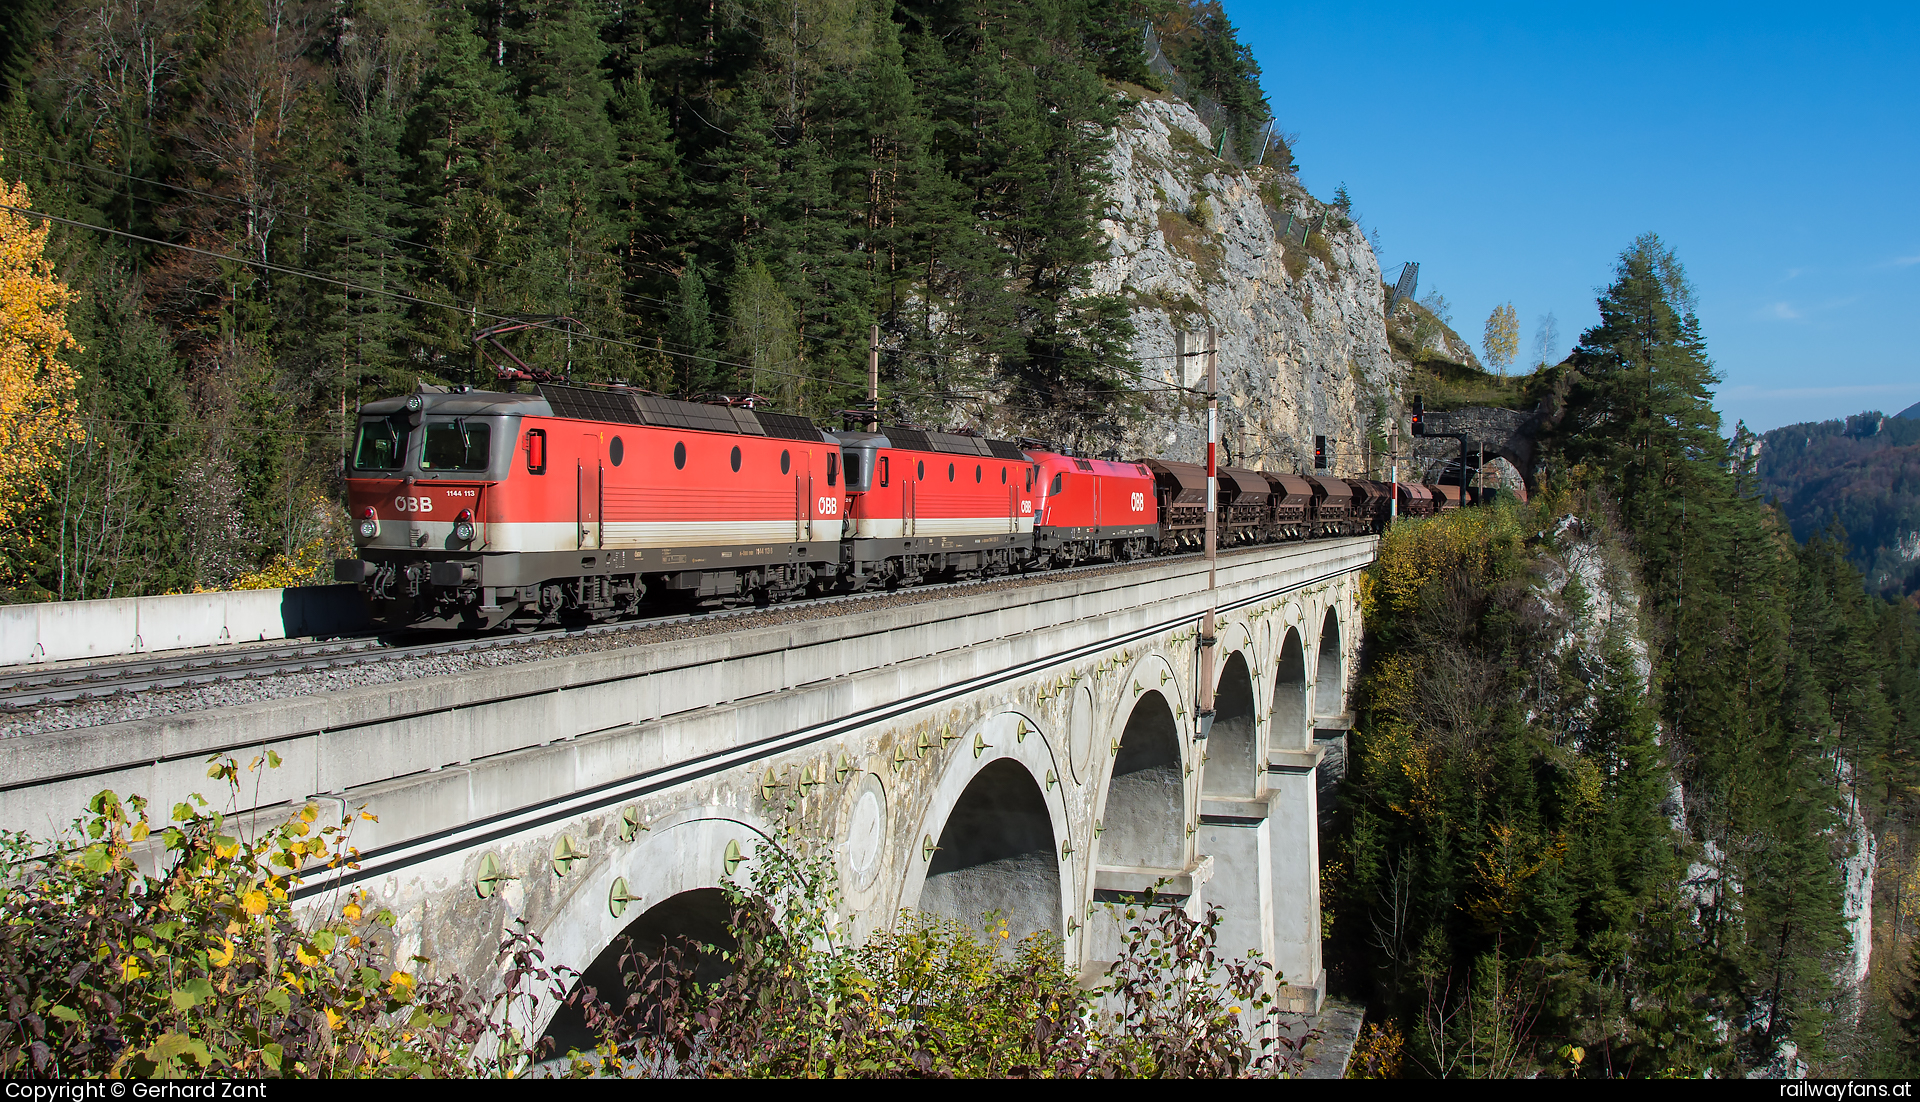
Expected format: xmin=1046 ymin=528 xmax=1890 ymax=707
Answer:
xmin=558 ymin=838 xmax=1308 ymax=1078
xmin=1306 ymin=231 xmax=1337 ymax=275
xmin=3 ymin=769 xmax=1305 ymax=1078
xmin=0 ymin=757 xmax=544 ymax=1077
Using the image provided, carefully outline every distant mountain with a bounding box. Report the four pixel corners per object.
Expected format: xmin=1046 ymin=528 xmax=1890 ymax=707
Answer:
xmin=1755 ymin=411 xmax=1920 ymax=599
xmin=1897 ymin=400 xmax=1920 ymax=421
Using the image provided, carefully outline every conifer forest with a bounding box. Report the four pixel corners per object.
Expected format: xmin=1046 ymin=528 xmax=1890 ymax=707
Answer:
xmin=4 ymin=0 xmax=1920 ymax=1081
xmin=0 ymin=0 xmax=1252 ymax=598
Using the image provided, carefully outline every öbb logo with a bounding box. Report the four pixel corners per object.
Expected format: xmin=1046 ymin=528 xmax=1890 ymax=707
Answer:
xmin=393 ymin=496 xmax=435 ymax=513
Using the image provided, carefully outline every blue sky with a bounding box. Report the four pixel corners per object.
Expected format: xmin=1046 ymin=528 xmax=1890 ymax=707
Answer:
xmin=1223 ymin=1 xmax=1920 ymax=433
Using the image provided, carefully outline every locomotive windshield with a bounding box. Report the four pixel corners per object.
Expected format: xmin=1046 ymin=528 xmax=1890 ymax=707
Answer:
xmin=352 ymin=419 xmax=408 ymax=471
xmin=420 ymin=420 xmax=492 ymax=471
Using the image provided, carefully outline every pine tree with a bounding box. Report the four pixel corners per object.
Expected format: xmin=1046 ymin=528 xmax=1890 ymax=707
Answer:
xmin=608 ymin=70 xmax=685 ymax=309
xmin=338 ymin=100 xmax=418 ymax=410
xmin=667 ymin=259 xmax=724 ymax=395
xmin=1078 ymin=0 xmax=1167 ymax=87
xmin=727 ymin=258 xmax=801 ymax=406
xmin=407 ymin=6 xmax=521 ymax=381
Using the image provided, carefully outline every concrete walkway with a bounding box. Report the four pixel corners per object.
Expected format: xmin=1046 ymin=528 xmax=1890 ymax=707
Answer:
xmin=1294 ymin=997 xmax=1366 ymax=1079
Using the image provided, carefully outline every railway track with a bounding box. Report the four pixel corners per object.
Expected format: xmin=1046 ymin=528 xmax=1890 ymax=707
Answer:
xmin=0 ymin=546 xmax=1243 ymax=714
xmin=0 ymin=631 xmax=544 ymax=712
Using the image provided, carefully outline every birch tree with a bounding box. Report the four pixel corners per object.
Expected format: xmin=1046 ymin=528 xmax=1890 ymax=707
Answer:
xmin=1482 ymin=301 xmax=1517 ymax=377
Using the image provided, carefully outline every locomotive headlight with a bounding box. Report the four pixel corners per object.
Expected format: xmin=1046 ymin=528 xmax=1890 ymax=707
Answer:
xmin=405 ymin=394 xmax=424 ymax=412
xmin=358 ymin=506 xmax=377 ymax=539
xmin=453 ymin=509 xmax=475 ymax=543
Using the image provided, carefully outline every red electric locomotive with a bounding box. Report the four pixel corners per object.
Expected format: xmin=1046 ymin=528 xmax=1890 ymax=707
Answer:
xmin=1029 ymin=451 xmax=1159 ymax=564
xmin=336 ymin=384 xmax=846 ymax=629
xmin=831 ymin=427 xmax=1034 ymax=588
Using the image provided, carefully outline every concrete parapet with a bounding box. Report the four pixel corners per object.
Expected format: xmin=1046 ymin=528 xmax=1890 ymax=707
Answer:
xmin=0 ymin=585 xmax=366 ymax=666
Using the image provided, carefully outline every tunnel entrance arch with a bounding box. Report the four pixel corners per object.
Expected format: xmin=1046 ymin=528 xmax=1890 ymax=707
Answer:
xmin=1203 ymin=651 xmax=1259 ymax=798
xmin=1274 ymin=628 xmax=1308 ymax=752
xmin=1099 ymin=690 xmax=1185 ymax=871
xmin=918 ymin=758 xmax=1061 ymax=941
xmin=1313 ymin=608 xmax=1344 ymax=721
xmin=540 ymin=888 xmax=737 ymax=1056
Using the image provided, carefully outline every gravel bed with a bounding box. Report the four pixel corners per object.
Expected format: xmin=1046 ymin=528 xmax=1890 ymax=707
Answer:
xmin=0 ymin=555 xmax=1192 ymax=740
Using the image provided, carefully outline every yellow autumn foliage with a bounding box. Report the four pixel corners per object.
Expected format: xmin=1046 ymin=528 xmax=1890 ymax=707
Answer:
xmin=227 ymin=538 xmax=332 ymax=591
xmin=1466 ymin=822 xmax=1566 ymax=934
xmin=1369 ymin=506 xmax=1502 ymax=617
xmin=0 ymin=156 xmax=83 ymax=528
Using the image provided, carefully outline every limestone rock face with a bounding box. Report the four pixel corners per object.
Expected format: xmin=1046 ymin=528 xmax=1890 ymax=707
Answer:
xmin=1091 ymin=96 xmax=1403 ymax=476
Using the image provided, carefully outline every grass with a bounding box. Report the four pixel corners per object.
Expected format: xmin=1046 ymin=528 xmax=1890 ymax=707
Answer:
xmin=1167 ymin=124 xmax=1213 ymax=166
xmin=1282 ymin=245 xmax=1307 ymax=283
xmin=1405 ymin=358 xmax=1545 ymax=412
xmin=1158 ymin=209 xmax=1223 ymax=284
xmin=1305 ymin=231 xmax=1338 ymax=276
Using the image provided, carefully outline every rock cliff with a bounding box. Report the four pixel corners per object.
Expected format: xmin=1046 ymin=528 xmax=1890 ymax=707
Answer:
xmin=1089 ymin=96 xmax=1402 ymax=476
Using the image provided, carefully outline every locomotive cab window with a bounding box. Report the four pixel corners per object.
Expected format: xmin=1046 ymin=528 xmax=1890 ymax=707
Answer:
xmin=420 ymin=420 xmax=491 ymax=471
xmin=879 ymin=456 xmax=890 ymax=487
xmin=353 ymin=419 xmax=408 ymax=471
xmin=843 ymin=451 xmax=862 ymax=488
xmin=525 ymin=428 xmax=547 ymax=475
xmin=1050 ymin=473 xmax=1063 ymax=496
xmin=827 ymin=452 xmax=838 ymax=486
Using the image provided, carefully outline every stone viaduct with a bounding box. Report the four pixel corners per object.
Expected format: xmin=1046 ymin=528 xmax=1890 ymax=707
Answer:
xmin=3 ymin=536 xmax=1374 ymax=1034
